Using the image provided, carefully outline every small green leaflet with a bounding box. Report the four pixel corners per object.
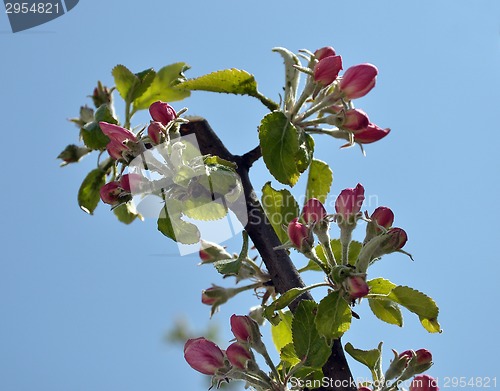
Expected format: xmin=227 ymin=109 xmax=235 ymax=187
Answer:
xmin=157 ymin=203 xmax=200 ymax=245
xmin=112 ymin=65 xmax=156 ymax=104
xmin=261 ymin=182 xmax=299 ymax=243
xmin=133 ymin=63 xmax=191 ymax=111
xmin=271 ymin=311 xmax=293 ymax=353
xmin=78 ymin=168 xmax=106 ymax=214
xmin=81 ymin=104 xmax=117 ymax=150
xmin=368 ymin=299 xmax=403 ymax=327
xmin=345 ymin=342 xmax=383 ymax=382
xmin=305 ymin=159 xmax=333 ymax=204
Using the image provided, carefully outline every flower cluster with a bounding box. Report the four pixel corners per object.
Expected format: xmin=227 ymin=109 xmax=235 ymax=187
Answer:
xmin=97 ymin=101 xmax=184 ymax=207
xmin=278 ymin=45 xmax=390 ymax=150
xmin=184 ymin=315 xmax=280 ymax=389
xmin=285 ymin=184 xmax=408 ymax=301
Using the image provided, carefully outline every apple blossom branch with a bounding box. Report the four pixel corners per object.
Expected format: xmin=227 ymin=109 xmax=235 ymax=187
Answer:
xmin=180 ymin=118 xmax=356 ymax=391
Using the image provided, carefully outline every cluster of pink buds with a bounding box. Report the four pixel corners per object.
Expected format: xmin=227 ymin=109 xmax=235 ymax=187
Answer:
xmin=184 ymin=315 xmax=277 ymax=389
xmin=385 ymin=348 xmax=434 ymax=383
xmin=357 ymin=205 xmax=409 ymax=273
xmin=280 ymin=45 xmax=390 ymax=148
xmin=147 ymin=101 xmax=177 ymax=144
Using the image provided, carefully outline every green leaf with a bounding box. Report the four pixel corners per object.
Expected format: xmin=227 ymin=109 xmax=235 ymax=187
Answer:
xmin=132 ymin=68 xmax=156 ymax=101
xmin=367 ymin=280 xmax=441 ymax=333
xmin=315 ymin=291 xmax=352 ymax=343
xmin=345 ymin=342 xmax=383 ymax=381
xmin=113 ymin=203 xmax=140 ymax=225
xmin=259 ymin=111 xmax=302 ymax=186
xmin=157 ymin=204 xmax=200 ymax=244
xmin=280 ymin=343 xmax=301 ymax=368
xmin=306 ymin=159 xmax=333 ymax=204
xmin=388 ymin=286 xmax=439 ymax=320
xmin=368 ymin=299 xmax=403 ymax=327
xmin=264 ymin=287 xmax=312 ymax=323
xmin=213 ymin=258 xmax=241 ymax=276
xmin=271 ymin=311 xmax=293 ymax=353
xmin=292 ymin=301 xmax=332 ymax=368
xmin=178 ymin=68 xmax=258 ymax=96
xmin=296 ymin=132 xmax=315 ymax=173
xmin=112 ymin=65 xmax=138 ymax=102
xmin=367 ymin=278 xmax=397 ymax=296
xmin=182 ymin=196 xmax=228 ymax=221
xmin=133 ymin=63 xmax=191 ymax=110
xmin=80 ymin=104 xmax=117 ymax=150
xmin=261 ymin=182 xmax=299 ymax=243
xmin=419 ymin=316 xmax=442 ymax=333
xmin=78 ymin=169 xmax=106 ymax=214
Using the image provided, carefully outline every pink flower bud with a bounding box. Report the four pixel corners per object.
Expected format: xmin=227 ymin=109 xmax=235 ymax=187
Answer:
xmin=149 ymin=101 xmax=177 ymax=125
xmin=344 ymin=275 xmax=369 ymax=299
xmin=99 ymin=122 xmax=138 ymax=144
xmin=119 ymin=173 xmax=142 ymax=193
xmin=342 ymin=109 xmax=370 ymax=131
xmin=287 ymin=218 xmax=313 ymax=252
xmin=99 ymin=181 xmax=123 ymax=206
xmin=148 ymin=121 xmax=166 ymax=145
xmin=358 ymin=387 xmax=373 ymax=391
xmin=386 ymin=227 xmax=408 ymax=251
xmin=201 ymin=288 xmax=218 ymax=305
xmin=314 ymin=46 xmax=336 ymax=61
xmin=410 ymin=374 xmax=439 ymax=391
xmin=106 ymin=139 xmax=129 ymax=160
xmin=340 ymin=63 xmax=378 ymax=100
xmin=335 ymin=183 xmax=365 ymax=224
xmin=302 ymin=198 xmax=328 ymax=225
xmin=230 ymin=314 xmax=261 ymax=345
xmin=399 ymin=349 xmax=415 ymax=360
xmin=371 ymin=207 xmax=394 ymax=230
xmin=352 ymin=123 xmax=390 ymax=144
xmin=415 ymin=349 xmax=433 ymax=365
xmin=184 ymin=337 xmax=225 ymax=375
xmin=198 ymin=240 xmax=233 ymax=264
xmin=313 ymin=55 xmax=343 ymax=86
xmin=226 ymin=342 xmax=252 ymax=369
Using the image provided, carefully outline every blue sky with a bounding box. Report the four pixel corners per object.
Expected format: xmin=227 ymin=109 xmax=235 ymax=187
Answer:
xmin=1 ymin=1 xmax=499 ymax=390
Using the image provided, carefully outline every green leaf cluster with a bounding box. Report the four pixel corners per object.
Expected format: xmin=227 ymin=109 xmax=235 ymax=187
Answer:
xmin=367 ymin=278 xmax=441 ymax=333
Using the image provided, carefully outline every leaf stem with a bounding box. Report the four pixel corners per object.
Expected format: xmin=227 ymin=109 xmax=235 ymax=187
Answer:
xmin=254 ymin=91 xmax=279 ymax=111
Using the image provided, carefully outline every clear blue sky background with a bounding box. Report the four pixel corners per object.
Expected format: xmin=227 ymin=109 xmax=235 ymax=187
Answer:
xmin=1 ymin=1 xmax=499 ymax=390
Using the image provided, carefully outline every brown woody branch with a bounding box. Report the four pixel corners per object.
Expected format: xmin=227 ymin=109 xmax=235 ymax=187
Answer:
xmin=180 ymin=119 xmax=356 ymax=391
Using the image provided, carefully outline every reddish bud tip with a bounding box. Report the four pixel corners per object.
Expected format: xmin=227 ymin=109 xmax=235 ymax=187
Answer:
xmin=314 ymin=46 xmax=336 ymax=61
xmin=353 ymin=123 xmax=390 ymax=144
xmin=302 ymin=198 xmax=328 ymax=225
xmin=287 ymin=218 xmax=313 ymax=251
xmin=344 ymin=275 xmax=370 ymax=299
xmin=335 ymin=183 xmax=365 ymax=223
xmin=313 ymin=55 xmax=343 ymax=86
xmin=149 ymin=101 xmax=177 ymax=126
xmin=340 ymin=63 xmax=378 ymax=100
xmin=226 ymin=342 xmax=252 ymax=369
xmin=183 ymin=337 xmax=225 ymax=375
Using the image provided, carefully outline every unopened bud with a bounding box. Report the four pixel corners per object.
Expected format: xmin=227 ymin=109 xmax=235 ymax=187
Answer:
xmin=199 ymin=240 xmax=232 ymax=264
xmin=287 ymin=218 xmax=314 ymax=253
xmin=226 ymin=342 xmax=253 ymax=370
xmin=183 ymin=337 xmax=226 ymax=375
xmin=340 ymin=63 xmax=378 ymax=100
xmin=344 ymin=275 xmax=369 ymax=299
